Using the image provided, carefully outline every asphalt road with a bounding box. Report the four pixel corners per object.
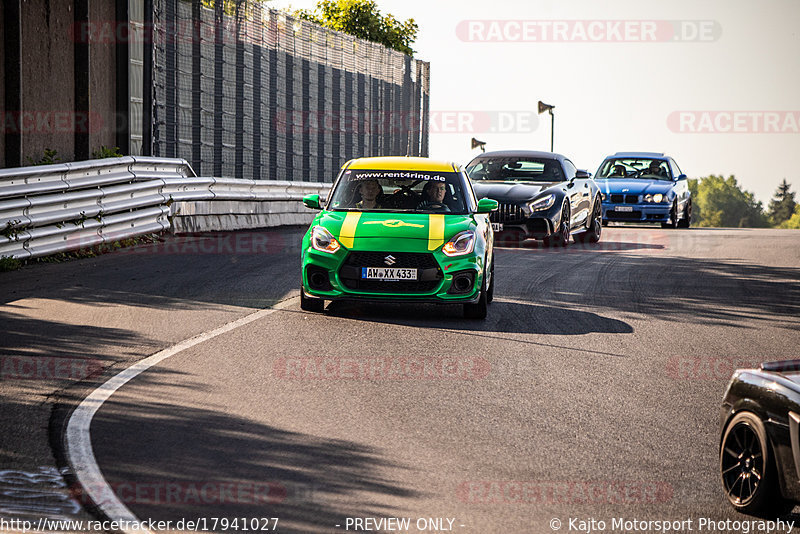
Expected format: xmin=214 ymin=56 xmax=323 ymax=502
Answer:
xmin=2 ymin=226 xmax=800 ymax=533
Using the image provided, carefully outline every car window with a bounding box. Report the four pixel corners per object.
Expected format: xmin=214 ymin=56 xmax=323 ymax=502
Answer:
xmin=563 ymin=159 xmax=577 ymax=180
xmin=327 ymin=169 xmax=468 ymax=214
xmin=597 ymin=158 xmax=673 ymax=181
xmin=670 ymin=158 xmax=683 ymax=177
xmin=466 ymin=157 xmax=564 ymax=182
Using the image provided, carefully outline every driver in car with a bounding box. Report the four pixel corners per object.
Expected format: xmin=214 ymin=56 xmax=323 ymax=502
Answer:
xmin=611 ymin=164 xmax=627 ymax=177
xmin=355 ymin=179 xmax=383 ymax=209
xmin=416 ymin=181 xmax=450 ymax=212
xmin=646 ymin=161 xmax=666 ymax=177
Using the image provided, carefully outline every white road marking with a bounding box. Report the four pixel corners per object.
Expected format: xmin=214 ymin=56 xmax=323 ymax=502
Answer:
xmin=65 ymin=301 xmax=291 ymax=534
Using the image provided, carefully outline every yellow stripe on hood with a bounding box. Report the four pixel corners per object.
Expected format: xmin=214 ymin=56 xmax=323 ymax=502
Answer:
xmin=428 ymin=214 xmax=445 ymax=251
xmin=339 ymin=212 xmax=362 ymax=248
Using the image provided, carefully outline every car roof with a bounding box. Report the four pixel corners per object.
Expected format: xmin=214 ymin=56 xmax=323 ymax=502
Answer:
xmin=345 ymin=156 xmax=458 ymax=172
xmin=469 ymin=150 xmax=566 ymax=162
xmin=609 ymin=152 xmax=666 ymax=159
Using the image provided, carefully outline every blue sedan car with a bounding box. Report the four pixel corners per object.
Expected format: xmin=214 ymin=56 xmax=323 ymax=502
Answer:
xmin=594 ymin=152 xmax=692 ymax=228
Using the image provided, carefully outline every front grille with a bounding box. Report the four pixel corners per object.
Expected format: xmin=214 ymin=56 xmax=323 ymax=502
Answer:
xmin=609 ymin=194 xmax=639 ymax=204
xmin=490 ymin=203 xmax=526 ymax=224
xmin=608 ymin=210 xmax=642 ymax=220
xmin=339 ymin=252 xmax=442 ymax=293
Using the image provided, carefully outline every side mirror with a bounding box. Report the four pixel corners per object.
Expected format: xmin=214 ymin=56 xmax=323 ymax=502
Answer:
xmin=575 ymin=170 xmax=591 ymax=179
xmin=303 ymin=194 xmax=322 ymax=209
xmin=676 ymin=174 xmax=687 ymax=181
xmin=476 ymin=198 xmax=498 ymax=213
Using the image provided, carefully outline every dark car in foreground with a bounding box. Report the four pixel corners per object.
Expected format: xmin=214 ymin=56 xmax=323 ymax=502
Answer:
xmin=466 ymin=150 xmax=602 ymax=247
xmin=719 ymin=360 xmax=800 ymax=516
xmin=594 ymin=152 xmax=691 ymax=228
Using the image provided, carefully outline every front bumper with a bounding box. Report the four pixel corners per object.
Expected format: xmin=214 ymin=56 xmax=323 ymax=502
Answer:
xmin=489 ymin=202 xmax=562 ymax=240
xmin=602 ymin=202 xmax=671 ymax=223
xmin=301 ymin=247 xmax=484 ymax=303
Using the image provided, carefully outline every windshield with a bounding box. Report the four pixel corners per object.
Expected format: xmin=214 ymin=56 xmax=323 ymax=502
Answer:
xmin=327 ymin=169 xmax=468 ymax=214
xmin=466 ymin=157 xmax=564 ymax=182
xmin=597 ymin=158 xmax=672 ymax=181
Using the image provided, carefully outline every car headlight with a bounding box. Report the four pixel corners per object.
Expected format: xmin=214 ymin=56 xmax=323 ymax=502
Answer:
xmin=442 ymin=230 xmax=476 ymax=257
xmin=643 ymin=193 xmax=668 ymax=203
xmin=310 ymin=226 xmax=340 ymax=253
xmin=528 ymin=194 xmax=556 ymax=212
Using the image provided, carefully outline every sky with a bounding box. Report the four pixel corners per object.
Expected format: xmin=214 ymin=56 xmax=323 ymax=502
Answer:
xmin=273 ymin=0 xmax=800 ymax=204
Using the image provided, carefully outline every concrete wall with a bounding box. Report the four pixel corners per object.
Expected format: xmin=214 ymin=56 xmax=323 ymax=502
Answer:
xmin=89 ymin=0 xmax=117 ymax=154
xmin=0 ymin=5 xmax=5 ymax=167
xmin=1 ymin=0 xmax=118 ymax=167
xmin=21 ymin=0 xmax=75 ymax=162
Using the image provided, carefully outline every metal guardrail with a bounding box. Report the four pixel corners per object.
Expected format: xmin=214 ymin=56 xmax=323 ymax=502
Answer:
xmin=0 ymin=157 xmax=331 ymax=260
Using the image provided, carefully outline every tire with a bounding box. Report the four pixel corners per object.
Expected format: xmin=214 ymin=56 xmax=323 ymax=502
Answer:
xmin=300 ymin=288 xmax=325 ymax=313
xmin=576 ymin=201 xmax=602 ymax=244
xmin=601 ymin=220 xmax=609 ymax=227
xmin=543 ymin=203 xmax=571 ymax=248
xmin=720 ymin=411 xmax=792 ymax=517
xmin=464 ymin=271 xmax=488 ymax=319
xmin=678 ymin=200 xmax=692 ymax=228
xmin=486 ymin=254 xmax=495 ymax=304
xmin=661 ymin=202 xmax=679 ymax=229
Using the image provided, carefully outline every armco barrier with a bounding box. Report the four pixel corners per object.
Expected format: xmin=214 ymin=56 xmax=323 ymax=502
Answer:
xmin=0 ymin=157 xmax=331 ymax=260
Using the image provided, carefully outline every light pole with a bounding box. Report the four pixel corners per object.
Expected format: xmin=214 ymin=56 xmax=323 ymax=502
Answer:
xmin=538 ymin=101 xmax=554 ymax=152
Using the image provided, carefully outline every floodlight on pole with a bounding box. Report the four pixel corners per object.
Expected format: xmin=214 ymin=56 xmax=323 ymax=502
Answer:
xmin=538 ymin=101 xmax=555 ymax=152
xmin=471 ymin=137 xmax=486 ymax=153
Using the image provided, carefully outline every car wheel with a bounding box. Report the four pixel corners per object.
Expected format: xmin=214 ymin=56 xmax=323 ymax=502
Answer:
xmin=720 ymin=411 xmax=792 ymax=516
xmin=577 ymin=201 xmax=602 ymax=244
xmin=464 ymin=272 xmax=488 ymax=320
xmin=661 ymin=202 xmax=679 ymax=229
xmin=486 ymin=254 xmax=495 ymax=304
xmin=543 ymin=203 xmax=570 ymax=248
xmin=300 ymin=287 xmax=325 ymax=313
xmin=678 ymin=200 xmax=692 ymax=228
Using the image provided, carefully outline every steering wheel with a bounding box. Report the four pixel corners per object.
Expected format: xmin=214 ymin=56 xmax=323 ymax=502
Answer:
xmin=419 ymin=202 xmax=451 ymax=212
xmin=382 ymin=180 xmax=423 ymax=209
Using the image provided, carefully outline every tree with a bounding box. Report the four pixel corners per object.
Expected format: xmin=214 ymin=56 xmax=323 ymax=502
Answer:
xmin=295 ymin=0 xmax=418 ymax=56
xmin=779 ymin=205 xmax=800 ymax=229
xmin=688 ymin=175 xmax=769 ymax=228
xmin=767 ymin=179 xmax=797 ymax=226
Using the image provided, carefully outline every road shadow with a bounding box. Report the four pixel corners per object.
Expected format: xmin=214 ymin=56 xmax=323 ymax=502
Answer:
xmin=0 ymin=311 xmax=150 ymax=360
xmin=325 ymin=300 xmax=633 ymax=336
xmin=495 ymin=239 xmax=666 ymax=253
xmin=79 ymin=370 xmax=420 ymax=533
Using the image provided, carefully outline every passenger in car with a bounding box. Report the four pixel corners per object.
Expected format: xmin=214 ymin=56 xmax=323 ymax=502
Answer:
xmin=355 ymin=180 xmax=384 ymax=209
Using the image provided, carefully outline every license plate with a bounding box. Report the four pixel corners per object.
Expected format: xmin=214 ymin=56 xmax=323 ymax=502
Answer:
xmin=615 ymin=206 xmax=634 ymax=212
xmin=361 ymin=267 xmax=418 ymax=281
xmin=491 ymin=222 xmax=503 ymax=232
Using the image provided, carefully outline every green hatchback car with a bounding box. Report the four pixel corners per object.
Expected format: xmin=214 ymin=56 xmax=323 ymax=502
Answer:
xmin=300 ymin=156 xmax=498 ymax=318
